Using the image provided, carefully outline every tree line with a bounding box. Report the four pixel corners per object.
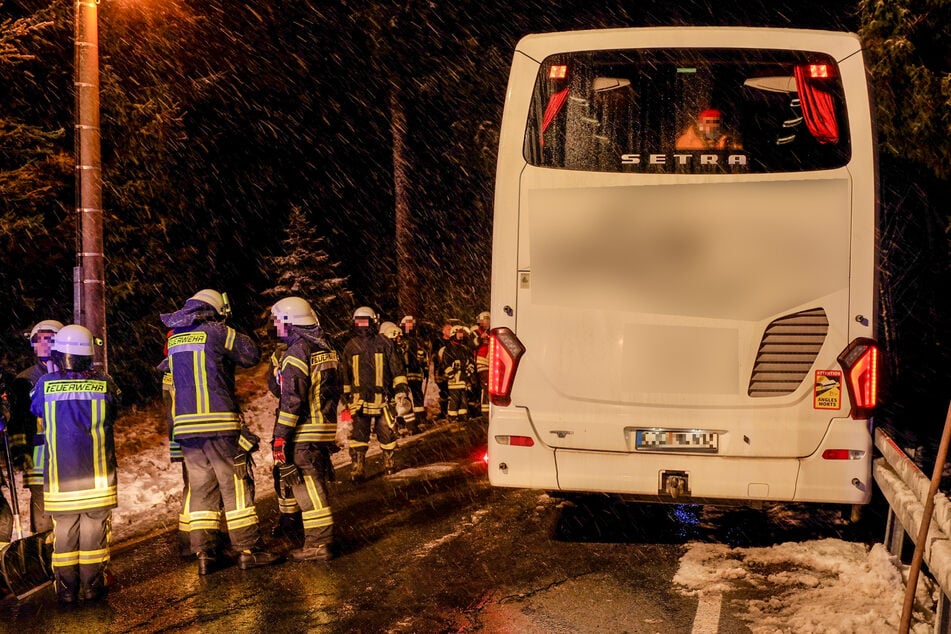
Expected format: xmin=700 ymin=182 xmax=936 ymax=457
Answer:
xmin=0 ymin=0 xmax=947 ymax=433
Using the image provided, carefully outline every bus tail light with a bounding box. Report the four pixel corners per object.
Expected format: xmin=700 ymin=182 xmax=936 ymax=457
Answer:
xmin=488 ymin=327 xmax=525 ymax=406
xmin=836 ymin=338 xmax=879 ymax=419
xmin=494 ymin=435 xmax=534 ymax=447
xmin=821 ymin=449 xmax=866 ymax=460
xmin=808 ymin=63 xmax=834 ymax=79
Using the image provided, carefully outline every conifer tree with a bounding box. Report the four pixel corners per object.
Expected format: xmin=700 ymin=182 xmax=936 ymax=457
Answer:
xmin=265 ymin=205 xmax=354 ymax=339
xmin=0 ymin=4 xmax=71 ymax=365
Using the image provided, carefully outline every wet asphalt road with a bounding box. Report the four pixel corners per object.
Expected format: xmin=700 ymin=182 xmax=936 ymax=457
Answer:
xmin=1 ymin=419 xmax=885 ymax=633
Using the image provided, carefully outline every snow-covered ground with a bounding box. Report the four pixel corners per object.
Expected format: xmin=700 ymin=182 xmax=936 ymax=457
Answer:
xmin=5 ymin=363 xmax=939 ymax=631
xmin=675 ymin=537 xmax=935 ymax=632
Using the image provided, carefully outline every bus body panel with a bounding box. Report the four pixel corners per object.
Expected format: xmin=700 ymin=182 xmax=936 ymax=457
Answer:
xmin=489 ymin=27 xmax=877 ymax=506
xmin=488 ymin=406 xmax=872 ymax=504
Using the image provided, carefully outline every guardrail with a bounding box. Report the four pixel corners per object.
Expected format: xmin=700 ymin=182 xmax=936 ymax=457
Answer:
xmin=874 ymin=427 xmax=951 ymax=633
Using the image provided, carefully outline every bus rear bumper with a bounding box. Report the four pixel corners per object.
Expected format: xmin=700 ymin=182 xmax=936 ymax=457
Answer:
xmin=487 ymin=408 xmax=872 ymax=505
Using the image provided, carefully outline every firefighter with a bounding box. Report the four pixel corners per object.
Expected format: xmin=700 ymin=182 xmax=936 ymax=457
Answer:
xmin=161 ymin=289 xmax=279 ymax=574
xmin=10 ymin=319 xmax=63 ymax=535
xmin=156 ymin=329 xmax=190 ymax=557
xmin=0 ymin=368 xmax=14 ymax=550
xmin=340 ymin=306 xmax=409 ymax=481
xmin=433 ymin=321 xmax=453 ymax=420
xmin=159 ymin=329 xmax=226 ymax=558
xmin=380 ymin=321 xmax=415 ymax=435
xmin=400 ymin=316 xmax=430 ymax=432
xmin=269 ymin=297 xmax=341 ymax=562
xmin=472 ymin=311 xmax=491 ymax=418
xmin=29 ymin=325 xmax=117 ymax=603
xmin=266 ymin=343 xmax=304 ymax=547
xmin=442 ymin=325 xmax=476 ymax=423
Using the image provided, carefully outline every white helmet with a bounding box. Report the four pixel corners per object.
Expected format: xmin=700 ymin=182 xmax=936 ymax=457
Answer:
xmin=51 ymin=325 xmax=97 ymax=371
xmin=477 ymin=311 xmax=490 ymax=323
xmin=28 ymin=319 xmax=64 ymax=341
xmin=190 ymin=289 xmax=231 ymax=317
xmin=271 ymin=296 xmax=318 ymax=326
xmin=353 ymin=306 xmax=377 ymax=321
xmin=353 ymin=306 xmax=377 ymax=325
xmin=451 ymin=325 xmax=470 ymax=337
xmin=379 ymin=321 xmax=400 ymax=339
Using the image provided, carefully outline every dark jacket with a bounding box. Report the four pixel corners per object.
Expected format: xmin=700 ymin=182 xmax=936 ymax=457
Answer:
xmin=30 ymin=369 xmax=118 ymax=513
xmin=341 ymin=331 xmax=407 ymax=416
xmin=399 ymin=335 xmax=429 ymax=383
xmin=270 ymin=325 xmax=341 ymax=444
xmin=160 ymin=300 xmax=260 ymax=439
xmin=13 ymin=363 xmax=48 ymax=486
xmin=441 ymin=340 xmax=476 ymax=391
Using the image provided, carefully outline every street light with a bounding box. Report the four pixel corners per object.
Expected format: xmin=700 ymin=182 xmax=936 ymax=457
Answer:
xmin=73 ymin=0 xmax=107 ymax=370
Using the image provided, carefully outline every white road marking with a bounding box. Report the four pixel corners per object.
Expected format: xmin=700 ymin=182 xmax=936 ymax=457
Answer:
xmin=691 ymin=592 xmax=723 ymax=634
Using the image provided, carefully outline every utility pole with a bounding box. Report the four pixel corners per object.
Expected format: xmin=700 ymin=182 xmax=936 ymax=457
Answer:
xmin=74 ymin=0 xmax=107 ymax=370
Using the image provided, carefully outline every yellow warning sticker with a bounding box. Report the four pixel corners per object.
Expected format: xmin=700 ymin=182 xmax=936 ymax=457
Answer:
xmin=814 ymin=370 xmax=842 ymax=410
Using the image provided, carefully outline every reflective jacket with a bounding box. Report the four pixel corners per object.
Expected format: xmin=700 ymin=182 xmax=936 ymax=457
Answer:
xmin=341 ymin=331 xmax=407 ymax=416
xmin=441 ymin=340 xmax=475 ymax=391
xmin=399 ymin=335 xmax=429 ymax=383
xmin=30 ymin=369 xmax=118 ymax=513
xmin=161 ymin=300 xmax=260 ymax=439
xmin=270 ymin=325 xmax=341 ymax=444
xmin=13 ymin=363 xmax=49 ymax=486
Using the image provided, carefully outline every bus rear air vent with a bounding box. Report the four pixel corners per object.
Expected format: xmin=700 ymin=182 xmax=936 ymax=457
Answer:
xmin=747 ymin=308 xmax=828 ymax=397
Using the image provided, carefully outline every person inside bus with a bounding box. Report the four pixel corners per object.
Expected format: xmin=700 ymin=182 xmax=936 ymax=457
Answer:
xmin=675 ymin=107 xmax=743 ymax=150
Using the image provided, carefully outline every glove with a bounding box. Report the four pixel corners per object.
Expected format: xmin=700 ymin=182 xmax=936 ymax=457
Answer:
xmin=277 ymin=462 xmax=302 ymax=488
xmin=233 ymin=452 xmax=254 ymax=479
xmin=273 ymin=437 xmax=288 ymax=464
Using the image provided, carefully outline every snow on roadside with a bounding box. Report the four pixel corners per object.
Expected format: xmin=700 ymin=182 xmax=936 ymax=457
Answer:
xmin=674 ymin=538 xmax=937 ymax=632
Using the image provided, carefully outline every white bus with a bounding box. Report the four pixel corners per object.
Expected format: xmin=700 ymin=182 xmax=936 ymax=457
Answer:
xmin=487 ymin=27 xmax=879 ymax=510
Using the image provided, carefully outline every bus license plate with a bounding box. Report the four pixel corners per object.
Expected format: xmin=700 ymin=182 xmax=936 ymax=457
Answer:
xmin=635 ymin=429 xmax=718 ymax=453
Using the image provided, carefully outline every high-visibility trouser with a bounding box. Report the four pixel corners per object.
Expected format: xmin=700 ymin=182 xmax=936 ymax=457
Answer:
xmin=289 ymin=442 xmax=333 ymax=547
xmin=181 ymin=435 xmax=261 ymax=553
xmin=447 ymin=388 xmax=468 ymax=420
xmin=408 ymin=380 xmax=426 ymax=420
xmin=177 ymin=462 xmax=226 ymax=552
xmin=51 ymin=509 xmax=112 ymax=593
xmin=349 ymin=413 xmax=398 ymax=451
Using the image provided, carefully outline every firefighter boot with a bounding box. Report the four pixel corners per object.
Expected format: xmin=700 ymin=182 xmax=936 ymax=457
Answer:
xmin=350 ymin=449 xmax=366 ymax=483
xmin=237 ymin=541 xmax=282 ymax=570
xmin=289 ymin=542 xmax=333 ymax=562
xmin=383 ymin=449 xmax=397 ymax=476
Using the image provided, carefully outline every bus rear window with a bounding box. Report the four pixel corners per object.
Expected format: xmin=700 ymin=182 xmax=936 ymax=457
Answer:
xmin=524 ymin=48 xmax=851 ymax=173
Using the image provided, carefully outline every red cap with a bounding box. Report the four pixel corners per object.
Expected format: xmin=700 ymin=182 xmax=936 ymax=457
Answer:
xmin=699 ymin=108 xmax=722 ymax=122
